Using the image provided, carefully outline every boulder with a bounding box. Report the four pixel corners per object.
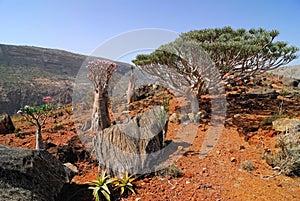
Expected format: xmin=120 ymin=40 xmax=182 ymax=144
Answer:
xmin=272 ymin=118 xmax=300 ymax=132
xmin=93 ymin=106 xmax=168 ymax=177
xmin=0 ymin=113 xmax=15 ymax=134
xmin=47 ymin=135 xmax=93 ymax=164
xmin=0 ymin=145 xmax=75 ymax=201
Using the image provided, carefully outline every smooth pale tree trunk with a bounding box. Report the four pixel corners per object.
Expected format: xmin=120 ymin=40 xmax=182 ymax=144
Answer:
xmin=90 ymin=90 xmax=111 ymax=131
xmin=35 ymin=123 xmax=44 ymax=150
xmin=127 ymin=67 xmax=135 ymax=104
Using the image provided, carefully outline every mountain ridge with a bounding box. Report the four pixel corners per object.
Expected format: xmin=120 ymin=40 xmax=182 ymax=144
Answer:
xmin=0 ymin=44 xmax=131 ymax=115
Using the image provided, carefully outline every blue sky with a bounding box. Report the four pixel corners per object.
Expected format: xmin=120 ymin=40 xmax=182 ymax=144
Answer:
xmin=0 ymin=0 xmax=299 ymax=65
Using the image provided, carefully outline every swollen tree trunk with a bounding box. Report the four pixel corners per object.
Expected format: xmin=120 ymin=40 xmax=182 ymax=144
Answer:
xmin=36 ymin=123 xmax=44 ymax=150
xmin=90 ymin=90 xmax=111 ymax=131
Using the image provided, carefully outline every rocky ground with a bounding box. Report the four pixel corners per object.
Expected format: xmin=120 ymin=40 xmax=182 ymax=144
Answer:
xmin=1 ymin=72 xmax=300 ymax=201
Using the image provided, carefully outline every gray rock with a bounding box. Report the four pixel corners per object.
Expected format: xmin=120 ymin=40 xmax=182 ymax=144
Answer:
xmin=169 ymin=112 xmax=179 ymax=123
xmin=272 ymin=118 xmax=300 ymax=132
xmin=0 ymin=145 xmax=75 ymax=201
xmin=93 ymin=106 xmax=168 ymax=177
xmin=0 ymin=113 xmax=15 ymax=134
xmin=64 ymin=163 xmax=78 ymax=174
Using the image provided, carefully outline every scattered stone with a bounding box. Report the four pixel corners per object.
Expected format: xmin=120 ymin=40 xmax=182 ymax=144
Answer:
xmin=188 ymin=113 xmax=195 ymax=120
xmin=239 ymin=145 xmax=246 ymax=150
xmin=184 ymin=171 xmax=194 ymax=178
xmin=230 ymin=157 xmax=237 ymax=162
xmin=233 ymin=114 xmax=241 ymax=118
xmin=169 ymin=112 xmax=180 ymax=123
xmin=197 ymin=184 xmax=212 ymax=189
xmin=198 ymin=110 xmax=208 ymax=119
xmin=0 ymin=113 xmax=15 ymax=134
xmin=64 ymin=162 xmax=78 ymax=174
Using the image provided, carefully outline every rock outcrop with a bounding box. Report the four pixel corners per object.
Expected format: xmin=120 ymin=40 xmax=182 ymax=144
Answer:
xmin=93 ymin=106 xmax=168 ymax=177
xmin=0 ymin=113 xmax=15 ymax=134
xmin=0 ymin=145 xmax=75 ymax=201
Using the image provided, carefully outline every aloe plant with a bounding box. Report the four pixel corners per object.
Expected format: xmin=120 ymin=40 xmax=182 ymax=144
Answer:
xmin=112 ymin=171 xmax=137 ymax=196
xmin=87 ymin=170 xmax=114 ymax=201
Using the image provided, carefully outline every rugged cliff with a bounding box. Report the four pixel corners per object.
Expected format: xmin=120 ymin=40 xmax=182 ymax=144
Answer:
xmin=0 ymin=44 xmax=130 ymax=115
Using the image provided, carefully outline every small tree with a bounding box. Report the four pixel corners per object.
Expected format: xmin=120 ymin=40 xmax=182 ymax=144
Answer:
xmin=17 ymin=96 xmax=54 ymax=150
xmin=86 ymin=59 xmax=118 ymax=131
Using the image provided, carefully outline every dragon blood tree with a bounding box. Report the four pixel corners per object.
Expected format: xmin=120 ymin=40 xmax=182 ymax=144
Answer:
xmin=86 ymin=59 xmax=118 ymax=131
xmin=17 ymin=96 xmax=54 ymax=150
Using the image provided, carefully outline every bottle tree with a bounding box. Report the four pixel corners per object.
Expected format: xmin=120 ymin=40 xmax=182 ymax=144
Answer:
xmin=17 ymin=96 xmax=54 ymax=150
xmin=86 ymin=59 xmax=118 ymax=131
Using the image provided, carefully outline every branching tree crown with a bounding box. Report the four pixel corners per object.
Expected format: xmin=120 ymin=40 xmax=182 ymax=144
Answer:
xmin=133 ymin=27 xmax=298 ymax=89
xmin=181 ymin=27 xmax=298 ymax=80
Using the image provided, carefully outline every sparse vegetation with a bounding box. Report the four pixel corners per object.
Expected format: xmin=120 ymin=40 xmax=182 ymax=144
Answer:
xmin=14 ymin=128 xmax=22 ymax=138
xmin=270 ymin=129 xmax=300 ymax=176
xmin=161 ymin=92 xmax=171 ymax=112
xmin=155 ymin=164 xmax=183 ymax=178
xmin=112 ymin=171 xmax=137 ymax=197
xmin=240 ymin=160 xmax=255 ymax=172
xmin=87 ymin=170 xmax=114 ymax=201
xmin=87 ymin=170 xmax=137 ymax=201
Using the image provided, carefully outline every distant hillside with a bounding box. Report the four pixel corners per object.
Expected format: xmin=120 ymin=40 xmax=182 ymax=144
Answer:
xmin=271 ymin=65 xmax=300 ymax=80
xmin=0 ymin=44 xmax=130 ymax=115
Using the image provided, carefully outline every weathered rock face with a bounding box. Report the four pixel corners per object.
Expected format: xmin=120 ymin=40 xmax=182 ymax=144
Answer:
xmin=0 ymin=145 xmax=75 ymax=201
xmin=0 ymin=44 xmax=86 ymax=115
xmin=0 ymin=44 xmax=131 ymax=115
xmin=93 ymin=106 xmax=168 ymax=177
xmin=0 ymin=113 xmax=15 ymax=134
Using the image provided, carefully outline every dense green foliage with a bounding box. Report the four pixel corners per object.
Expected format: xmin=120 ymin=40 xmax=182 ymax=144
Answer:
xmin=181 ymin=27 xmax=298 ymax=78
xmin=133 ymin=27 xmax=298 ymax=97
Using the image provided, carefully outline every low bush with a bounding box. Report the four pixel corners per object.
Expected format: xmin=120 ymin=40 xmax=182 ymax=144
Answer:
xmin=265 ymin=129 xmax=300 ymax=176
xmin=240 ymin=160 xmax=255 ymax=172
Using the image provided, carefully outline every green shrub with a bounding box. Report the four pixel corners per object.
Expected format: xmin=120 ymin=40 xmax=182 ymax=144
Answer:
xmin=155 ymin=164 xmax=182 ymax=178
xmin=14 ymin=128 xmax=22 ymax=138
